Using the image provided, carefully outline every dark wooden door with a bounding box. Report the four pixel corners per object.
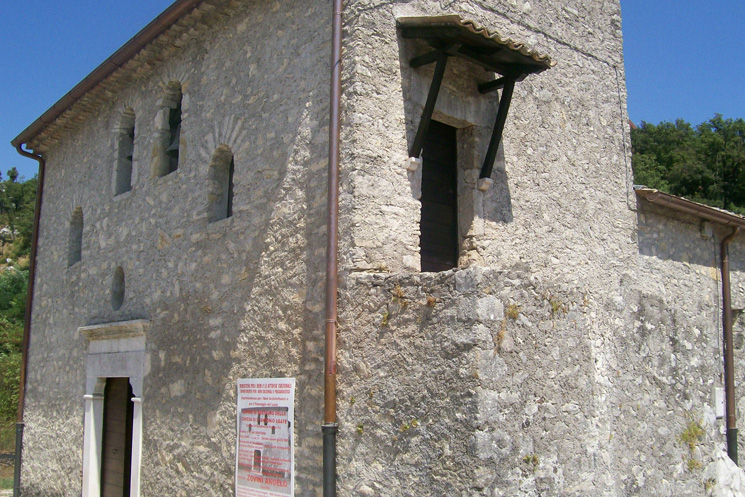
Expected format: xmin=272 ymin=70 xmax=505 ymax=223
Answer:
xmin=420 ymin=120 xmax=458 ymax=272
xmin=100 ymin=378 xmax=134 ymax=497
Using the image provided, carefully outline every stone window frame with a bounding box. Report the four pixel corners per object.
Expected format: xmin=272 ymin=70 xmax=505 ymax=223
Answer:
xmin=399 ymin=16 xmax=552 ymax=271
xmin=152 ymin=81 xmax=183 ymax=178
xmin=113 ymin=108 xmax=136 ymax=196
xmin=207 ymin=145 xmax=236 ymax=224
xmin=79 ymin=319 xmax=148 ymax=497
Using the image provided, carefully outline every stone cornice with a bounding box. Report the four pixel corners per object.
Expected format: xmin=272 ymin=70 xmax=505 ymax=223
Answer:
xmin=15 ymin=0 xmax=241 ymax=153
xmin=78 ymin=319 xmax=150 ymax=341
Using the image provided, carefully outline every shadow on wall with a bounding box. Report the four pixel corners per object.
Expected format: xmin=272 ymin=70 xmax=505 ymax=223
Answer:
xmin=74 ymin=15 xmax=333 ymax=497
xmin=636 ymin=202 xmax=720 ymax=268
xmin=397 ymin=34 xmax=514 ymax=227
xmin=727 ymin=238 xmax=745 ymax=312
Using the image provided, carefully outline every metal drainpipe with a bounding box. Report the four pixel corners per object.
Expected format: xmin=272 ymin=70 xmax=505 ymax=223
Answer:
xmin=323 ymin=0 xmax=343 ymax=496
xmin=12 ymin=144 xmax=46 ymax=497
xmin=722 ymin=226 xmax=740 ymax=464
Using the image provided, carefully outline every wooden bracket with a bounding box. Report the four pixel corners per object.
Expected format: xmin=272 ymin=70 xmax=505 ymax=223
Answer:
xmin=479 ymin=79 xmax=516 ymax=180
xmin=408 ymin=52 xmax=449 ymax=159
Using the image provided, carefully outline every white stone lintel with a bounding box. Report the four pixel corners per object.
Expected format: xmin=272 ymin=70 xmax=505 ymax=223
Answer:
xmin=78 ymin=319 xmax=150 ymax=341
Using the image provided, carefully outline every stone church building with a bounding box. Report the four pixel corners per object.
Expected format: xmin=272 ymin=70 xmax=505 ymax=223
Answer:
xmin=10 ymin=0 xmax=745 ymax=496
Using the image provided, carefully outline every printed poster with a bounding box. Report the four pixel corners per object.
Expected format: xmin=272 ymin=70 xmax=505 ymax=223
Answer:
xmin=236 ymin=378 xmax=295 ymax=497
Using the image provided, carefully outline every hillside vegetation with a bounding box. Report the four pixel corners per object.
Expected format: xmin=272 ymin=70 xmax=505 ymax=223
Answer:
xmin=0 ymin=169 xmax=37 ymax=452
xmin=632 ymin=114 xmax=745 ymax=215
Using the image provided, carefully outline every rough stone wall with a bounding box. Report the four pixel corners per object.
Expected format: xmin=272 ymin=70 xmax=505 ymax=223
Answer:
xmin=340 ymin=0 xmax=635 ymax=284
xmin=628 ymin=201 xmax=745 ymax=495
xmin=334 ymin=221 xmax=745 ymax=496
xmin=338 ymin=268 xmax=603 ymax=496
xmin=22 ymin=1 xmax=332 ymax=495
xmin=336 ymin=0 xmax=745 ymax=495
xmin=20 ymin=0 xmax=745 ymax=496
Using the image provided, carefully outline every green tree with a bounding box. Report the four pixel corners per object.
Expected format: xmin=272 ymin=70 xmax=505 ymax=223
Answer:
xmin=0 ymin=172 xmax=37 ymax=448
xmin=697 ymin=115 xmax=745 ymax=210
xmin=632 ymin=115 xmax=745 ymax=214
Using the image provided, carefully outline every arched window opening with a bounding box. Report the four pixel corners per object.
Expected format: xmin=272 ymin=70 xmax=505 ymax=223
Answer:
xmin=68 ymin=208 xmax=83 ymax=267
xmin=154 ymin=82 xmax=183 ymax=177
xmin=115 ymin=109 xmax=135 ymax=195
xmin=207 ymin=146 xmax=235 ymax=223
xmin=111 ymin=267 xmax=125 ymax=310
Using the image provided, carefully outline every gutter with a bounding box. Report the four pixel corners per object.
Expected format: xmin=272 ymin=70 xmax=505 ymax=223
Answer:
xmin=323 ymin=1 xmax=343 ymax=495
xmin=12 ymin=145 xmax=46 ymax=497
xmin=635 ymin=187 xmax=745 ymax=230
xmin=11 ymin=0 xmax=206 ymax=150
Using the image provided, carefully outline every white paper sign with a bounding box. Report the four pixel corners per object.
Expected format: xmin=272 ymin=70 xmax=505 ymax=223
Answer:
xmin=236 ymin=378 xmax=295 ymax=497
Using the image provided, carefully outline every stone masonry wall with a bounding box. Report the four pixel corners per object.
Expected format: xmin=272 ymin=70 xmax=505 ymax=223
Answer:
xmin=20 ymin=0 xmax=745 ymax=496
xmin=340 ymin=0 xmax=635 ymax=286
xmin=338 ymin=252 xmax=745 ymax=496
xmin=631 ymin=201 xmax=745 ymax=495
xmin=338 ymin=268 xmax=603 ymax=496
xmin=22 ymin=1 xmax=332 ymax=495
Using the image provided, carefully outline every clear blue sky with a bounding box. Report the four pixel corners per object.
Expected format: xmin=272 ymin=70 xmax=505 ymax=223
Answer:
xmin=1 ymin=1 xmax=743 ymax=181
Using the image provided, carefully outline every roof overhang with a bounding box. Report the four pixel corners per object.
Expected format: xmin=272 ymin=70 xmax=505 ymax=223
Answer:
xmin=11 ymin=0 xmax=211 ymax=151
xmin=635 ymin=187 xmax=745 ymax=229
xmin=398 ymin=15 xmax=554 ymax=184
xmin=397 ymin=15 xmax=554 ymax=79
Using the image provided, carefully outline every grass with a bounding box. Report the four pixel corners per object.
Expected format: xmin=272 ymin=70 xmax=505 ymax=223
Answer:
xmin=0 ymin=421 xmax=15 ymax=490
xmin=0 ymin=466 xmax=13 ymax=490
xmin=0 ymin=424 xmax=15 ymax=454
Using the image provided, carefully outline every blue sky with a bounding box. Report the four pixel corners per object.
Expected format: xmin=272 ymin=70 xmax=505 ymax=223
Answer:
xmin=1 ymin=1 xmax=743 ymax=181
xmin=622 ymin=0 xmax=745 ymax=127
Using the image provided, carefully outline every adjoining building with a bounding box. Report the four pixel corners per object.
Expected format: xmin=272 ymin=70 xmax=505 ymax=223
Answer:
xmin=10 ymin=0 xmax=745 ymax=496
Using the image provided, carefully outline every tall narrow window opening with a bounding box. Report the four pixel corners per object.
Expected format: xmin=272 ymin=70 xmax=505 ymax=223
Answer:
xmin=111 ymin=267 xmax=125 ymax=311
xmin=207 ymin=146 xmax=235 ymax=223
xmin=420 ymin=120 xmax=458 ymax=272
xmin=154 ymin=82 xmax=183 ymax=177
xmin=68 ymin=207 xmax=83 ymax=267
xmin=115 ymin=110 xmax=135 ymax=195
xmin=100 ymin=377 xmax=134 ymax=497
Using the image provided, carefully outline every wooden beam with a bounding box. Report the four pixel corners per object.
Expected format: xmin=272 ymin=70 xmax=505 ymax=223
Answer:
xmin=480 ymin=80 xmax=515 ymax=180
xmin=410 ymin=50 xmax=442 ymax=68
xmin=409 ymin=53 xmax=448 ymax=159
xmin=478 ymin=77 xmax=510 ymax=94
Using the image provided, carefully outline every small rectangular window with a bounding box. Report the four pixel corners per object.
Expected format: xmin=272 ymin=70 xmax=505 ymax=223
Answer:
xmin=208 ymin=146 xmax=235 ymax=223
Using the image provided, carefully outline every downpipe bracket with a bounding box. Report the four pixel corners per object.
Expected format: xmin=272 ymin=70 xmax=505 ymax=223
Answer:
xmin=728 ymin=428 xmax=739 ymax=465
xmin=13 ymin=422 xmax=23 ymax=497
xmin=322 ymin=423 xmax=338 ymax=497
